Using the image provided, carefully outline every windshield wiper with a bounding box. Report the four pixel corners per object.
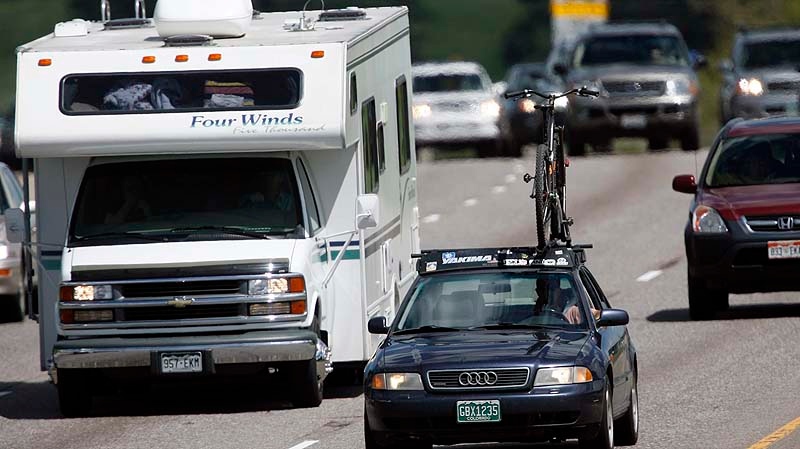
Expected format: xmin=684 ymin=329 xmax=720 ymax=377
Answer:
xmin=470 ymin=322 xmax=563 ymax=331
xmin=168 ymin=226 xmax=272 ymax=240
xmin=393 ymin=325 xmax=462 ymax=335
xmin=73 ymin=231 xmax=166 ymax=242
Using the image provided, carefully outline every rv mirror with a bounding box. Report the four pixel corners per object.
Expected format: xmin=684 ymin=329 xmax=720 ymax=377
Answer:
xmin=3 ymin=208 xmax=26 ymax=243
xmin=356 ymin=194 xmax=380 ymax=230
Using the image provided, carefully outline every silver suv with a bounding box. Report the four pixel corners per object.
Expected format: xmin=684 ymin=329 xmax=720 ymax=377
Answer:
xmin=556 ymin=22 xmax=705 ymax=155
xmin=719 ymin=27 xmax=800 ymax=124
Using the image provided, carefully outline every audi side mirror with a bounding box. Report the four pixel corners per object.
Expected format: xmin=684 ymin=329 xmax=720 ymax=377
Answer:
xmin=672 ymin=174 xmax=698 ymax=194
xmin=368 ymin=316 xmax=390 ymax=335
xmin=596 ymin=309 xmax=629 ymax=327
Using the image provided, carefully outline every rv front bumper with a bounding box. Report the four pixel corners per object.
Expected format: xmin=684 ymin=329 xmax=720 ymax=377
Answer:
xmin=53 ymin=329 xmax=319 ymax=370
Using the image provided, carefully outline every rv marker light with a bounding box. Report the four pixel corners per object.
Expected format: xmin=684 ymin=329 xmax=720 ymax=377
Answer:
xmin=175 ymin=54 xmax=189 ymax=63
xmin=38 ymin=59 xmax=52 ymax=67
xmin=208 ymin=53 xmax=222 ymax=61
xmin=142 ymin=56 xmax=156 ymax=64
xmin=311 ymin=50 xmax=325 ymax=59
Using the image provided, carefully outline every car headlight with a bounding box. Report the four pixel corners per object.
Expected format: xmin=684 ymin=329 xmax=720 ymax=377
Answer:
xmin=666 ymin=78 xmax=698 ymax=96
xmin=692 ymin=205 xmax=729 ymax=234
xmin=60 ymin=284 xmax=113 ymax=301
xmin=0 ymin=245 xmax=8 ymax=260
xmin=413 ymin=104 xmax=432 ymax=120
xmin=248 ymin=277 xmax=305 ymax=295
xmin=738 ymin=78 xmax=764 ymax=96
xmin=370 ymin=372 xmax=425 ymax=391
xmin=534 ymin=366 xmax=593 ymax=387
xmin=480 ymin=100 xmax=501 ymax=118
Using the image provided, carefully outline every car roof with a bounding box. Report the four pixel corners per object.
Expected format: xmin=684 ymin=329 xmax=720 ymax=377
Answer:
xmin=725 ymin=116 xmax=800 ymax=138
xmin=412 ymin=61 xmax=487 ymax=77
xmin=414 ymin=245 xmax=589 ymax=276
xmin=737 ymin=27 xmax=800 ymax=43
xmin=585 ymin=21 xmax=681 ymax=37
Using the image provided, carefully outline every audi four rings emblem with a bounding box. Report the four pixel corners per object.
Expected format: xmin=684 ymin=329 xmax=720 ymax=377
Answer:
xmin=459 ymin=371 xmax=498 ymax=386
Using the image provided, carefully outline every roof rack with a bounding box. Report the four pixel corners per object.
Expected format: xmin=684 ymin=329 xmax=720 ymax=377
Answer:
xmin=413 ymin=243 xmax=592 ymax=275
xmin=100 ymin=0 xmax=146 ymax=23
xmin=319 ymin=8 xmax=368 ymax=22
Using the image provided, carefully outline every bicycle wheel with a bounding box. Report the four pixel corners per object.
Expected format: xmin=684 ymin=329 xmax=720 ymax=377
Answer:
xmin=534 ymin=144 xmax=549 ymax=248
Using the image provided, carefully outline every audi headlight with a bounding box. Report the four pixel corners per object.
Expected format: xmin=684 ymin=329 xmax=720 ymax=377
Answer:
xmin=534 ymin=366 xmax=593 ymax=386
xmin=692 ymin=205 xmax=729 ymax=234
xmin=413 ymin=104 xmax=432 ymax=120
xmin=60 ymin=284 xmax=113 ymax=301
xmin=738 ymin=78 xmax=764 ymax=96
xmin=666 ymin=78 xmax=698 ymax=96
xmin=370 ymin=373 xmax=424 ymax=391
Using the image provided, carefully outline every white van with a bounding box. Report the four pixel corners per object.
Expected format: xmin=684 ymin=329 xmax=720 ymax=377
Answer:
xmin=9 ymin=1 xmax=419 ymax=416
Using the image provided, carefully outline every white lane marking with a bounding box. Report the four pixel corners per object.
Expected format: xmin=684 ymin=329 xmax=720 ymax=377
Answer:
xmin=504 ymin=174 xmax=517 ymax=184
xmin=636 ymin=270 xmax=663 ymax=282
xmin=492 ymin=185 xmax=507 ymax=194
xmin=463 ymin=198 xmax=478 ymax=207
xmin=422 ymin=214 xmax=441 ymax=224
xmin=513 ymin=163 xmax=525 ymax=174
xmin=0 ymin=391 xmax=12 ymax=398
xmin=288 ymin=441 xmax=318 ymax=449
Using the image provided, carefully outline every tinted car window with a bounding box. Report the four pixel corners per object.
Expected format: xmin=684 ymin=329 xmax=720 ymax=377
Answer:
xmin=397 ymin=272 xmax=589 ymax=331
xmin=706 ymin=134 xmax=800 ymax=187
xmin=413 ymin=74 xmax=485 ymax=93
xmin=574 ymin=35 xmax=689 ymax=67
xmin=741 ymin=39 xmax=800 ymax=68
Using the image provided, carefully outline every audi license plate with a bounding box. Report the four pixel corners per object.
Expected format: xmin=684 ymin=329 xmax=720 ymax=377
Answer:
xmin=160 ymin=352 xmax=203 ymax=374
xmin=768 ymin=240 xmax=800 ymax=259
xmin=456 ymin=400 xmax=501 ymax=423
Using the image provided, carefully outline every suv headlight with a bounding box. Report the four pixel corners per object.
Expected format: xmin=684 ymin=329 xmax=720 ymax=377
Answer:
xmin=666 ymin=78 xmax=698 ymax=96
xmin=692 ymin=205 xmax=729 ymax=233
xmin=534 ymin=366 xmax=593 ymax=386
xmin=480 ymin=100 xmax=501 ymax=118
xmin=60 ymin=284 xmax=113 ymax=301
xmin=370 ymin=372 xmax=424 ymax=391
xmin=738 ymin=78 xmax=764 ymax=96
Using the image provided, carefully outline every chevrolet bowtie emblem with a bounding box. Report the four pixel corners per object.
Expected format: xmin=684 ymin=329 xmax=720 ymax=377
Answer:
xmin=168 ymin=297 xmax=195 ymax=308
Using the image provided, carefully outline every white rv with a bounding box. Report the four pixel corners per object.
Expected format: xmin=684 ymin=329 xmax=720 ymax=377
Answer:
xmin=10 ymin=1 xmax=419 ymax=416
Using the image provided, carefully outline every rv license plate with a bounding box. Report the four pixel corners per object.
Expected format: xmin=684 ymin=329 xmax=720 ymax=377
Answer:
xmin=160 ymin=352 xmax=203 ymax=374
xmin=620 ymin=114 xmax=646 ymax=129
xmin=456 ymin=400 xmax=501 ymax=423
xmin=768 ymin=240 xmax=800 ymax=259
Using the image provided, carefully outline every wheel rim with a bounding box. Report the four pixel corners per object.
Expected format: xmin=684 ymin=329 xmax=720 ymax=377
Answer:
xmin=606 ymin=387 xmax=614 ymax=446
xmin=631 ymin=381 xmax=639 ymax=434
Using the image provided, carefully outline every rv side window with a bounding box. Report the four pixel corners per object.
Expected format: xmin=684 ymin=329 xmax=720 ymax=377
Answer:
xmin=377 ymin=122 xmax=386 ymax=174
xmin=362 ymin=98 xmax=379 ymax=194
xmin=296 ymin=159 xmax=322 ymax=234
xmin=349 ymin=72 xmax=358 ymax=115
xmin=395 ymin=77 xmax=412 ymax=175
xmin=61 ymin=69 xmax=302 ymax=114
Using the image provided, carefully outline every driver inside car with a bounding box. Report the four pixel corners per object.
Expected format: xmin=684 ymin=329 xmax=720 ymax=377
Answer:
xmin=534 ymin=278 xmax=598 ymax=325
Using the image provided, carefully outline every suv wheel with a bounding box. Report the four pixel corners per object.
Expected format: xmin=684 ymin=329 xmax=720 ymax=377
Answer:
xmin=681 ymin=125 xmax=700 ymax=151
xmin=57 ymin=369 xmax=93 ymax=418
xmin=648 ymin=137 xmax=669 ymax=151
xmin=688 ymin=272 xmax=727 ymax=320
xmin=567 ymin=132 xmax=587 ymax=156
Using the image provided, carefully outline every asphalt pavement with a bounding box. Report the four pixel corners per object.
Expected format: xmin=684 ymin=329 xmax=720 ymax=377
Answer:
xmin=1 ymin=147 xmax=799 ymax=449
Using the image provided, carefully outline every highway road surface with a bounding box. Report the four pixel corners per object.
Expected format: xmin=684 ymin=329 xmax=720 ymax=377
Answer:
xmin=1 ymin=148 xmax=799 ymax=449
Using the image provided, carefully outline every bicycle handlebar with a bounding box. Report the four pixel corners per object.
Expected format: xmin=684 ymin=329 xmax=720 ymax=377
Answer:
xmin=504 ymin=86 xmax=600 ymax=101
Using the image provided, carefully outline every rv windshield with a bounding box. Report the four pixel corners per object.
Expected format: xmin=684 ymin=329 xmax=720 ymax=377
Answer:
xmin=70 ymin=158 xmax=304 ymax=245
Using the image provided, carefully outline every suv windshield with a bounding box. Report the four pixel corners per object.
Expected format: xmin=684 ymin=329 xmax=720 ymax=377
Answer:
xmin=70 ymin=158 xmax=303 ymax=243
xmin=574 ymin=34 xmax=689 ymax=67
xmin=706 ymin=134 xmax=800 ymax=187
xmin=413 ymin=74 xmax=485 ymax=93
xmin=741 ymin=39 xmax=800 ymax=69
xmin=396 ymin=272 xmax=589 ymax=332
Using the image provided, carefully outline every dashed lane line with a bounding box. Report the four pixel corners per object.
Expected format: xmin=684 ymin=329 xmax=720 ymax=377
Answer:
xmin=422 ymin=214 xmax=441 ymax=224
xmin=463 ymin=198 xmax=478 ymax=207
xmin=504 ymin=174 xmax=517 ymax=184
xmin=287 ymin=441 xmax=318 ymax=449
xmin=635 ymin=270 xmax=663 ymax=282
xmin=492 ymin=185 xmax=507 ymax=194
xmin=747 ymin=416 xmax=800 ymax=449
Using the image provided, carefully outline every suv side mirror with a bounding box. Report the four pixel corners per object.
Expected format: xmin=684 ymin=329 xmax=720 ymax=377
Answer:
xmin=672 ymin=174 xmax=698 ymax=194
xmin=3 ymin=208 xmax=25 ymax=244
xmin=368 ymin=316 xmax=390 ymax=334
xmin=596 ymin=309 xmax=629 ymax=327
xmin=356 ymin=194 xmax=380 ymax=230
xmin=691 ymin=51 xmax=708 ymax=70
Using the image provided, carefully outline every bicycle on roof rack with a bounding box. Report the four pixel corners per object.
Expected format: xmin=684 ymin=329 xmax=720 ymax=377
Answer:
xmin=504 ymin=86 xmax=599 ymax=248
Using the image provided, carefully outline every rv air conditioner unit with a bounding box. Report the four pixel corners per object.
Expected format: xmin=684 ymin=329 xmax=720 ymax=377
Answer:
xmin=154 ymin=0 xmax=253 ymax=38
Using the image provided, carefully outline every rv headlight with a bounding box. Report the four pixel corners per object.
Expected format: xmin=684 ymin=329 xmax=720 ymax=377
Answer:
xmin=61 ymin=284 xmax=113 ymax=301
xmin=371 ymin=373 xmax=424 ymax=391
xmin=534 ymin=366 xmax=593 ymax=386
xmin=248 ymin=277 xmax=306 ymax=295
xmin=738 ymin=78 xmax=764 ymax=96
xmin=413 ymin=104 xmax=432 ymax=119
xmin=692 ymin=205 xmax=729 ymax=234
xmin=480 ymin=100 xmax=501 ymax=118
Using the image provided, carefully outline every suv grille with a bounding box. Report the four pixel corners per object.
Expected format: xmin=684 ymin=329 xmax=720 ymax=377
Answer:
xmin=122 ymin=304 xmax=243 ymax=321
xmin=604 ymin=80 xmax=665 ymax=96
xmin=744 ymin=216 xmax=800 ymax=232
xmin=427 ymin=368 xmax=530 ymax=390
xmin=767 ymin=81 xmax=800 ymax=92
xmin=120 ymin=280 xmax=244 ymax=298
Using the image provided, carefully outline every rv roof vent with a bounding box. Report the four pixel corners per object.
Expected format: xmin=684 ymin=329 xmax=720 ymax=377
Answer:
xmin=104 ymin=18 xmax=152 ymax=30
xmin=154 ymin=0 xmax=253 ymax=38
xmin=54 ymin=19 xmax=90 ymax=37
xmin=318 ymin=7 xmax=368 ymax=22
xmin=163 ymin=34 xmax=214 ymax=47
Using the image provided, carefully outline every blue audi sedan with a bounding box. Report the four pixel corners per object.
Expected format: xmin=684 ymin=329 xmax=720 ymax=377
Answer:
xmin=364 ymin=246 xmax=638 ymax=449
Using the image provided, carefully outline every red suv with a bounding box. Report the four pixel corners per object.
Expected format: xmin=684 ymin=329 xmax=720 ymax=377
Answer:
xmin=673 ymin=116 xmax=800 ymax=319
